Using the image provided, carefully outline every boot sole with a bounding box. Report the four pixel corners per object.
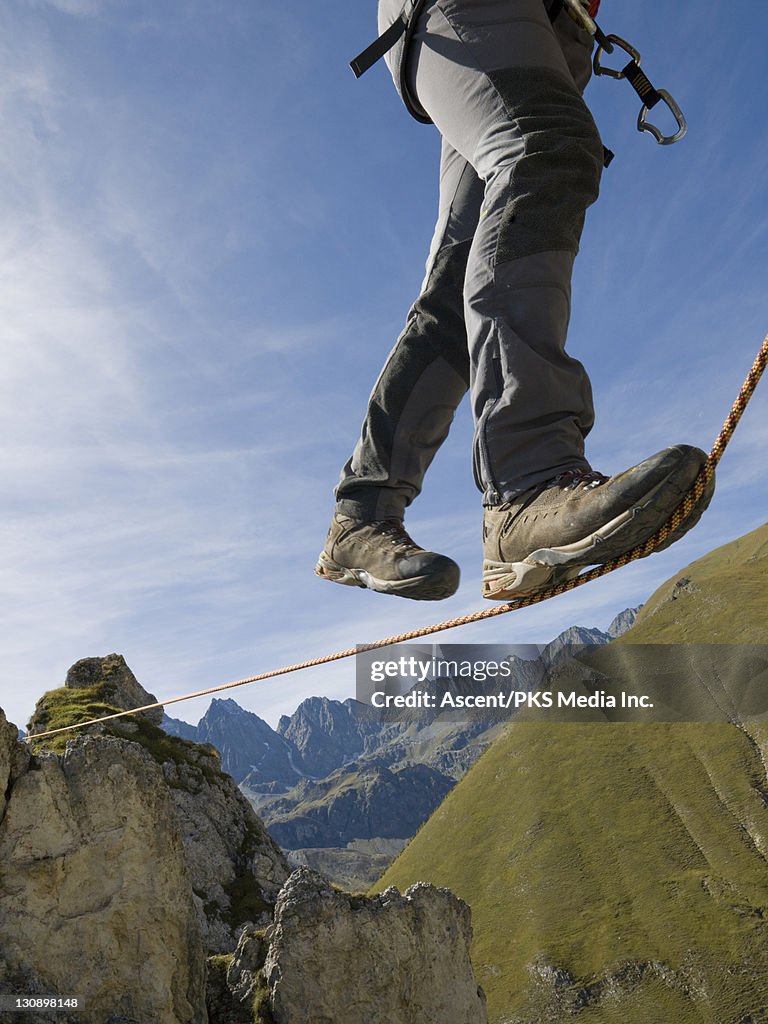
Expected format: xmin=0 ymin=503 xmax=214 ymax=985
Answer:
xmin=315 ymin=550 xmax=460 ymax=601
xmin=483 ymin=450 xmax=715 ymax=601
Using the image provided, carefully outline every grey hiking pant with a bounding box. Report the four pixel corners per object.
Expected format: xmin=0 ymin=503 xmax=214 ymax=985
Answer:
xmin=335 ymin=0 xmax=603 ymax=518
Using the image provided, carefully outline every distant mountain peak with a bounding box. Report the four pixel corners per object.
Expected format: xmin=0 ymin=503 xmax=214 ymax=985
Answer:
xmin=606 ymin=606 xmax=642 ymax=638
xmin=210 ymin=697 xmax=242 ymax=710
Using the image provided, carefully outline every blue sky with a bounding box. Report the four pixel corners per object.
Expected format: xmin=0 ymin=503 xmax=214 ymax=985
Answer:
xmin=1 ymin=0 xmax=766 ymax=733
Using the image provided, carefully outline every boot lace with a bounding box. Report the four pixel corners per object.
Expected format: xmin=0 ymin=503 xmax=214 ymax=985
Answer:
xmin=494 ymin=468 xmax=608 ymax=513
xmin=552 ymin=468 xmax=608 ymax=492
xmin=375 ymin=518 xmax=421 ymax=552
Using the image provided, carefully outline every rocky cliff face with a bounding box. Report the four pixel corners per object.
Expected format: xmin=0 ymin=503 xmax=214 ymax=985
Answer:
xmin=210 ymin=868 xmax=487 ymax=1024
xmin=3 ymin=656 xmax=487 ymax=1022
xmin=0 ymin=709 xmax=207 ymax=1024
xmin=145 ymin=720 xmax=289 ymax=953
xmin=25 ymin=658 xmax=291 ymax=957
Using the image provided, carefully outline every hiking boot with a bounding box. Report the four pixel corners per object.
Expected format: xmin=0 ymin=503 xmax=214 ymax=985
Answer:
xmin=315 ymin=514 xmax=460 ymax=600
xmin=482 ymin=444 xmax=715 ymax=600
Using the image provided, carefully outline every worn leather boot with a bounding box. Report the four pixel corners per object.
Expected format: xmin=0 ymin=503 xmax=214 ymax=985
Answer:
xmin=483 ymin=445 xmax=715 ymax=600
xmin=316 ymin=514 xmax=460 ymax=601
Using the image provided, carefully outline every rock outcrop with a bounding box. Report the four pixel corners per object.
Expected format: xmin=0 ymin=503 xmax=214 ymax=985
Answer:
xmin=286 ymin=837 xmax=407 ymax=891
xmin=0 ymin=711 xmax=206 ymax=1024
xmin=606 ymin=605 xmax=641 ymax=638
xmin=27 ymin=652 xmax=164 ymax=733
xmin=25 ymin=657 xmax=292 ymax=956
xmin=65 ymin=653 xmax=163 ymax=722
xmin=2 ymin=656 xmax=488 ymax=1023
xmin=215 ymin=868 xmax=487 ymax=1024
xmin=152 ymin=720 xmax=289 ymax=952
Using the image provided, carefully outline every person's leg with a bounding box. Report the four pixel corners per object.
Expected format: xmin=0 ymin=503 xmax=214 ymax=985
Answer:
xmin=334 ymin=1 xmax=597 ymax=521
xmin=401 ymin=0 xmax=713 ymax=598
xmin=334 ymin=143 xmax=482 ymax=522
xmin=316 ymin=143 xmax=482 ymax=601
xmin=320 ymin=0 xmax=713 ymax=600
xmin=407 ymin=0 xmax=602 ymax=504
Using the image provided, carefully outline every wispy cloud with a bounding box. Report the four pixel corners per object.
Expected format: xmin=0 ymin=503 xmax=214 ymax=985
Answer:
xmin=26 ymin=0 xmax=115 ymax=15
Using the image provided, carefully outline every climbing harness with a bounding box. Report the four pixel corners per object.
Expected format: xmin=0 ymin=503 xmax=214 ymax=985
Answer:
xmin=351 ymin=0 xmax=687 ymax=146
xmin=25 ymin=333 xmax=768 ymax=744
xmin=560 ymin=0 xmax=614 ymax=57
xmin=350 ymin=0 xmax=432 ymax=124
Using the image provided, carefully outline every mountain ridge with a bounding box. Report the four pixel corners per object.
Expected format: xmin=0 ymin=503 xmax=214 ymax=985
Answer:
xmin=163 ymin=607 xmax=641 ymax=889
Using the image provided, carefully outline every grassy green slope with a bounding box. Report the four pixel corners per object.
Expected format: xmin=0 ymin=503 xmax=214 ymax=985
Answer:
xmin=376 ymin=526 xmax=768 ymax=1023
xmin=616 ymin=522 xmax=768 ymax=644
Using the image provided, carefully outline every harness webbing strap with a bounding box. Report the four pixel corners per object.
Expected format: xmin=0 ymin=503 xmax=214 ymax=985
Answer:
xmin=351 ymin=0 xmax=563 ymax=79
xmin=622 ymin=60 xmax=663 ymax=109
xmin=350 ymin=16 xmax=407 ymax=78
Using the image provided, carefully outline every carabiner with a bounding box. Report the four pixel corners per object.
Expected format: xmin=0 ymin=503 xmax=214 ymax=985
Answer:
xmin=594 ymin=33 xmax=687 ymax=146
xmin=593 ymin=34 xmax=640 ymax=80
xmin=638 ymin=90 xmax=687 ymax=145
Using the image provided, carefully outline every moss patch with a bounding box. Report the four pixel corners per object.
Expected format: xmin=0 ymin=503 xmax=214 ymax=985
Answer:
xmin=244 ymin=930 xmax=275 ymax=1024
xmin=206 ymin=934 xmax=274 ymax=1024
xmin=251 ymin=983 xmax=276 ymax=1024
xmin=119 ymin=716 xmax=221 ymax=784
xmin=28 ymin=684 xmax=221 ymax=785
xmin=205 ymin=953 xmax=253 ymax=1024
xmin=27 ymin=682 xmax=122 ymax=754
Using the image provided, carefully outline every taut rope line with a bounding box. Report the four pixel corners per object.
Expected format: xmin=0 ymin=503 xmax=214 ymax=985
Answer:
xmin=27 ymin=334 xmax=768 ymax=744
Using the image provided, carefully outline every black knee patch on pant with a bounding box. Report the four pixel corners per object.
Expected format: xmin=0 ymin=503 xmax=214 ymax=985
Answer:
xmin=363 ymin=237 xmax=471 ymax=467
xmin=336 ymin=239 xmax=472 ymax=513
xmin=488 ymin=67 xmax=603 ymax=264
xmin=368 ymin=236 xmax=473 ymax=447
xmin=406 ymin=238 xmax=473 ymax=385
